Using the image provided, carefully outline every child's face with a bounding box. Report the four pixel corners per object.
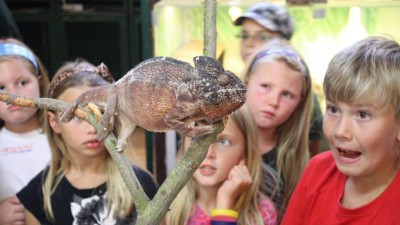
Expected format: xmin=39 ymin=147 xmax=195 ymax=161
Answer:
xmin=48 ymin=86 xmax=107 ymax=161
xmin=323 ymin=100 xmax=400 ymax=178
xmin=239 ymin=19 xmax=281 ymax=62
xmin=193 ymin=118 xmax=245 ymax=188
xmin=246 ymin=60 xmax=303 ymax=131
xmin=0 ymin=59 xmax=40 ymax=130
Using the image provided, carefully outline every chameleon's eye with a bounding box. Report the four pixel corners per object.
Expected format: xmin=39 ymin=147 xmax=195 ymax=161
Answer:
xmin=218 ymin=74 xmax=230 ymax=86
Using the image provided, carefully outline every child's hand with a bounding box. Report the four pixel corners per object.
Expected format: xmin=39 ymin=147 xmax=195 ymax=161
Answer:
xmin=0 ymin=196 xmax=25 ymax=225
xmin=216 ymin=159 xmax=252 ymax=209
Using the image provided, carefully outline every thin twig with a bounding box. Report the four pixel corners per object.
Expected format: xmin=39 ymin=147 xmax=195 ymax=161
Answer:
xmin=203 ymin=0 xmax=217 ymax=58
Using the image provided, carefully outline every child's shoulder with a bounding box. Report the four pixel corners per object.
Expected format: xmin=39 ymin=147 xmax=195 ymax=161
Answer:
xmin=131 ymin=164 xmax=156 ymax=182
xmin=131 ymin=164 xmax=159 ymax=198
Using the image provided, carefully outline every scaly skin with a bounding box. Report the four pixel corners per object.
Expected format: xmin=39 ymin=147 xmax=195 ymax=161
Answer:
xmin=60 ymin=56 xmax=247 ymax=152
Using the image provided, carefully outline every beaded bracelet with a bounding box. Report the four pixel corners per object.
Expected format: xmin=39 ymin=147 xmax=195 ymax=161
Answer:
xmin=211 ymin=209 xmax=238 ymax=219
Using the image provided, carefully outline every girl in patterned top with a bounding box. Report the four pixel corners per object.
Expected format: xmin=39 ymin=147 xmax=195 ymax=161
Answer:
xmin=166 ymin=105 xmax=277 ymax=225
xmin=16 ymin=59 xmax=158 ymax=225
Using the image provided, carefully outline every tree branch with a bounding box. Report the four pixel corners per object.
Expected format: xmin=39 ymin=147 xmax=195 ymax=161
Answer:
xmin=203 ymin=0 xmax=217 ymax=58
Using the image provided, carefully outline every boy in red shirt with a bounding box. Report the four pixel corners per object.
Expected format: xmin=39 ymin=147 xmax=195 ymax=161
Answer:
xmin=281 ymin=36 xmax=400 ymax=224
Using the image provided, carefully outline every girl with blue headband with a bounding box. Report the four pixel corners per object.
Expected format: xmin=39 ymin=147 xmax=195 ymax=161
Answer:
xmin=0 ymin=37 xmax=51 ymax=225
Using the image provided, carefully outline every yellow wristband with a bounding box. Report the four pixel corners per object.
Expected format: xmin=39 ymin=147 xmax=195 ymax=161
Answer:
xmin=211 ymin=209 xmax=238 ymax=219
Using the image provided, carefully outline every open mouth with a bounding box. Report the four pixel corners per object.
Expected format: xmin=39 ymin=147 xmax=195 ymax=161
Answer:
xmin=200 ymin=165 xmax=215 ymax=171
xmin=198 ymin=165 xmax=216 ymax=175
xmin=338 ymin=148 xmax=361 ymax=159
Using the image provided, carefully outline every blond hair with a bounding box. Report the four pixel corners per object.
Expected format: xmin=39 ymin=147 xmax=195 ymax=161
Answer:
xmin=167 ymin=105 xmax=273 ymax=225
xmin=241 ymin=39 xmax=312 ymax=212
xmin=324 ymin=36 xmax=400 ymax=119
xmin=0 ymin=37 xmax=49 ymax=129
xmin=43 ymin=59 xmax=133 ymax=221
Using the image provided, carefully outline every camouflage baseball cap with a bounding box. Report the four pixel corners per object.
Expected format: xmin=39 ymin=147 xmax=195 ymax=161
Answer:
xmin=234 ymin=2 xmax=295 ymax=40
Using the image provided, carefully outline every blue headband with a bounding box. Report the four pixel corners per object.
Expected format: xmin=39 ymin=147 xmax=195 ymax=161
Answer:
xmin=0 ymin=43 xmax=39 ymax=74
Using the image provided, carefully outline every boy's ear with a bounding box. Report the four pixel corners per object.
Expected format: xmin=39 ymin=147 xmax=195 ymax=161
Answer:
xmin=397 ymin=130 xmax=400 ymax=142
xmin=47 ymin=111 xmax=61 ymax=134
xmin=396 ymin=123 xmax=400 ymax=142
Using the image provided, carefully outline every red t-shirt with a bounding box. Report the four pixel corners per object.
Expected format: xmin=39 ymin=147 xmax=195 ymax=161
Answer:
xmin=281 ymin=151 xmax=400 ymax=225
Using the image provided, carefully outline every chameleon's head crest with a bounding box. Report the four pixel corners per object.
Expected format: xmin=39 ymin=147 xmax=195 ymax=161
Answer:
xmin=191 ymin=56 xmax=247 ymax=121
xmin=48 ymin=62 xmax=114 ymax=97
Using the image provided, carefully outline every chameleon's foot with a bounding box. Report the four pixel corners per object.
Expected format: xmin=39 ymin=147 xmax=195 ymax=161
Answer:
xmin=116 ymin=139 xmax=127 ymax=152
xmin=60 ymin=103 xmax=78 ymax=122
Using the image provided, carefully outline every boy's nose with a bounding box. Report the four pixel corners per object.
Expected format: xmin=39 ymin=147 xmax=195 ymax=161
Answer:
xmin=334 ymin=116 xmax=352 ymax=140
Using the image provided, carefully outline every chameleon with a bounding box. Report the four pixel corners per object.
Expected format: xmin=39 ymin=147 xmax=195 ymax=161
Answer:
xmin=60 ymin=56 xmax=247 ymax=152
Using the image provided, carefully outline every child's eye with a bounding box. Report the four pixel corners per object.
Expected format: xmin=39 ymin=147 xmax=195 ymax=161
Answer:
xmin=220 ymin=139 xmax=229 ymax=145
xmin=0 ymin=85 xmax=4 ymax=90
xmin=72 ymin=116 xmax=84 ymax=124
xmin=358 ymin=111 xmax=370 ymax=119
xmin=282 ymin=91 xmax=293 ymax=99
xmin=216 ymin=137 xmax=231 ymax=146
xmin=235 ymin=33 xmax=250 ymax=40
xmin=17 ymin=80 xmax=28 ymax=86
xmin=261 ymin=84 xmax=270 ymax=90
xmin=326 ymin=105 xmax=338 ymax=114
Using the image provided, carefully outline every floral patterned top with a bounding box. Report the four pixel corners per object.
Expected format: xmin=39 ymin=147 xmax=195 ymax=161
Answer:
xmin=187 ymin=198 xmax=276 ymax=225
